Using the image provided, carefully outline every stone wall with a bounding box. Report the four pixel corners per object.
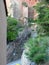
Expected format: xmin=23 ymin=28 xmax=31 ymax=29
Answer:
xmin=7 ymin=27 xmax=31 ymax=63
xmin=0 ymin=0 xmax=7 ymax=65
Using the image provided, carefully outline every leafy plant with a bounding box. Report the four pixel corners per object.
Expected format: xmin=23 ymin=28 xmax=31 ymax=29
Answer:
xmin=22 ymin=2 xmax=28 ymax=7
xmin=7 ymin=16 xmax=18 ymax=42
xmin=25 ymin=37 xmax=49 ymax=64
xmin=28 ymin=18 xmax=34 ymax=26
xmin=33 ymin=3 xmax=49 ymax=36
xmin=42 ymin=0 xmax=49 ymax=4
xmin=28 ymin=18 xmax=34 ymax=23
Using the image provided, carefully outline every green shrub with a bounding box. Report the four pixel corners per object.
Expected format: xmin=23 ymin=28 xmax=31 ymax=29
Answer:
xmin=33 ymin=3 xmax=49 ymax=36
xmin=28 ymin=18 xmax=34 ymax=26
xmin=36 ymin=23 xmax=49 ymax=36
xmin=25 ymin=36 xmax=49 ymax=64
xmin=22 ymin=2 xmax=28 ymax=7
xmin=7 ymin=16 xmax=18 ymax=42
xmin=28 ymin=18 xmax=34 ymax=23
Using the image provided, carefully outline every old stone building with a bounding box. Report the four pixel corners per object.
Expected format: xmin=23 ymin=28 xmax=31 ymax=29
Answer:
xmin=6 ymin=0 xmax=39 ymax=21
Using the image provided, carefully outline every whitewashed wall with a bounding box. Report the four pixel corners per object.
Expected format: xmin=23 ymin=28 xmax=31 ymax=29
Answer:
xmin=23 ymin=6 xmax=28 ymax=18
xmin=6 ymin=0 xmax=22 ymax=19
xmin=23 ymin=6 xmax=28 ymax=25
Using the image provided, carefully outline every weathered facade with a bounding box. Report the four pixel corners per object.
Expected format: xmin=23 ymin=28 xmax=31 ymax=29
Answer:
xmin=6 ymin=0 xmax=38 ymax=19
